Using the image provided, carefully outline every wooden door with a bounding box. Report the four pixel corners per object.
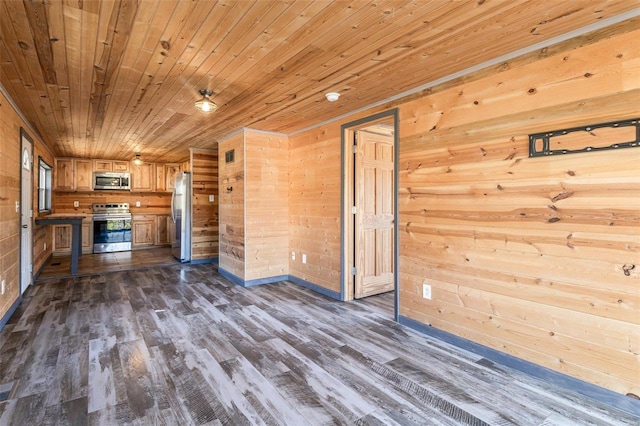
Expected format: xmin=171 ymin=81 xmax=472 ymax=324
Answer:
xmin=20 ymin=134 xmax=32 ymax=294
xmin=354 ymin=130 xmax=394 ymax=298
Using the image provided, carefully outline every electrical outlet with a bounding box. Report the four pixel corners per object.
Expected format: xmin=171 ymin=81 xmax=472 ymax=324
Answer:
xmin=15 ymin=201 xmax=20 ymax=212
xmin=73 ymin=201 xmax=79 ymax=208
xmin=422 ymin=283 xmax=432 ymax=300
xmin=1 ymin=280 xmax=5 ymax=295
xmin=44 ymin=242 xmax=47 ymax=251
xmin=302 ymin=254 xmax=307 ymax=264
xmin=209 ymin=194 xmax=215 ymax=202
xmin=291 ymin=251 xmax=295 ymax=261
xmin=135 ymin=201 xmax=141 ymax=207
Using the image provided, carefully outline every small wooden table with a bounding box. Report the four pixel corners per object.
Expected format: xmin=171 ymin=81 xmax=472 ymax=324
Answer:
xmin=35 ymin=214 xmax=86 ymax=275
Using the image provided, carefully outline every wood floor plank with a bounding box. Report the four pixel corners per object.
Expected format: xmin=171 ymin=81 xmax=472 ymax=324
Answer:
xmin=1 ymin=261 xmax=638 ymax=425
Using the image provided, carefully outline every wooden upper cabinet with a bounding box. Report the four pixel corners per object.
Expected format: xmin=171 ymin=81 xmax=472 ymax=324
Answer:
xmin=54 ymin=158 xmax=74 ymax=190
xmin=131 ymin=162 xmax=154 ymax=191
xmin=155 ymin=164 xmax=166 ymax=192
xmin=154 ymin=163 xmax=181 ymax=192
xmin=94 ymin=159 xmax=112 ymax=171
xmin=74 ymin=159 xmax=93 ymax=191
xmin=165 ymin=164 xmax=181 ymax=192
xmin=94 ymin=159 xmax=130 ymax=172
xmin=113 ymin=161 xmax=129 ymax=172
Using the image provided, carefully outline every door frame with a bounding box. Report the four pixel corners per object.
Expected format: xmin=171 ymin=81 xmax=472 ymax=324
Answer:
xmin=20 ymin=128 xmax=33 ymax=295
xmin=340 ymin=109 xmax=399 ymax=320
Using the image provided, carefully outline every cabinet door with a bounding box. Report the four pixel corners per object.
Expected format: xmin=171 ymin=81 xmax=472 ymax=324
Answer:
xmin=94 ymin=160 xmax=112 ymax=171
xmin=132 ymin=216 xmax=155 ymax=246
xmin=82 ymin=220 xmax=93 ymax=254
xmin=155 ymin=164 xmax=166 ymax=192
xmin=155 ymin=214 xmax=174 ymax=245
xmin=131 ymin=163 xmax=154 ymax=191
xmin=113 ymin=161 xmax=129 ymax=172
xmin=75 ymin=159 xmax=93 ymax=191
xmin=55 ymin=159 xmax=74 ymax=190
xmin=53 ymin=224 xmax=72 ymax=254
xmin=165 ymin=164 xmax=181 ymax=192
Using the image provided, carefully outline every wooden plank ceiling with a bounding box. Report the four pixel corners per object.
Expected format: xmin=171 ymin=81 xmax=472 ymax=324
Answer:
xmin=1 ymin=0 xmax=637 ymax=163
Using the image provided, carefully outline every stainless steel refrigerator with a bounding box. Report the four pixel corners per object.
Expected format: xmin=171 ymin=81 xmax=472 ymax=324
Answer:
xmin=171 ymin=171 xmax=191 ymax=262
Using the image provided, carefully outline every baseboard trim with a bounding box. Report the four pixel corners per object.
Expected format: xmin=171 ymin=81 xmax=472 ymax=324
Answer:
xmin=0 ymin=296 xmax=22 ymax=332
xmin=244 ymin=275 xmax=289 ymax=287
xmin=398 ymin=315 xmax=640 ymax=417
xmin=287 ymin=276 xmax=341 ymax=300
xmin=217 ymin=268 xmax=286 ymax=288
xmin=190 ymin=257 xmax=218 ymax=265
xmin=34 ymin=253 xmax=53 ymax=281
xmin=216 ymin=269 xmax=342 ymax=300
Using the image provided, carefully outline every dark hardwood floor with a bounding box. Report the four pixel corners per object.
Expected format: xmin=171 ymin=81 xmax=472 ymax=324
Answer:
xmin=36 ymin=247 xmax=180 ymax=282
xmin=1 ymin=263 xmax=637 ymax=425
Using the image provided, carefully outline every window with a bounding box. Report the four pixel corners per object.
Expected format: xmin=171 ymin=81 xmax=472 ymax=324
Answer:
xmin=38 ymin=157 xmax=52 ymax=212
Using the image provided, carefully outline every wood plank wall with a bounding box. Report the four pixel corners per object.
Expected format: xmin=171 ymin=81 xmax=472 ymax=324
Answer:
xmin=54 ymin=192 xmax=171 ymax=214
xmin=245 ymin=130 xmax=289 ymax=281
xmin=190 ymin=149 xmax=219 ymax=261
xmin=288 ymin=127 xmax=342 ymax=292
xmin=218 ymin=133 xmax=245 ymax=279
xmin=398 ymin=24 xmax=640 ymax=398
xmin=0 ymin=90 xmax=54 ymax=321
xmin=287 ymin=22 xmax=640 ymax=396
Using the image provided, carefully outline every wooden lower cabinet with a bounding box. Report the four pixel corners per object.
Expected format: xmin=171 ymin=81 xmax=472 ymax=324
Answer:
xmin=132 ymin=215 xmax=155 ymax=247
xmin=52 ymin=218 xmax=93 ymax=255
xmin=156 ymin=214 xmax=174 ymax=246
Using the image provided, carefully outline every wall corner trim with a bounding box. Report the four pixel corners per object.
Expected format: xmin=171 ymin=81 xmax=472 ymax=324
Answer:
xmin=398 ymin=315 xmax=640 ymax=417
xmin=0 ymin=296 xmax=22 ymax=333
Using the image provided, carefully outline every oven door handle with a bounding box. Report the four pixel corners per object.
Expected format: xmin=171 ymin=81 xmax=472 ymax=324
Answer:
xmin=171 ymin=189 xmax=176 ymax=223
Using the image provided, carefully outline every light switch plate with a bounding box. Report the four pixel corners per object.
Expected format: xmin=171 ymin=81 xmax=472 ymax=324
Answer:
xmin=422 ymin=283 xmax=432 ymax=300
xmin=209 ymin=195 xmax=215 ymax=202
xmin=302 ymin=254 xmax=307 ymax=264
xmin=135 ymin=201 xmax=141 ymax=207
xmin=73 ymin=201 xmax=79 ymax=208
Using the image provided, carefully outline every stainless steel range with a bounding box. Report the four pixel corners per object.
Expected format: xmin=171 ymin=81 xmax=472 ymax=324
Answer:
xmin=92 ymin=203 xmax=132 ymax=253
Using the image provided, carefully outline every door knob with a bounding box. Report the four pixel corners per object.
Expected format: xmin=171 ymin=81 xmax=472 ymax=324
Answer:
xmin=22 ymin=225 xmax=28 ymax=228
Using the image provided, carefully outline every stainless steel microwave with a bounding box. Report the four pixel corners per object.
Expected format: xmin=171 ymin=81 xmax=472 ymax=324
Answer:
xmin=93 ymin=172 xmax=131 ymax=190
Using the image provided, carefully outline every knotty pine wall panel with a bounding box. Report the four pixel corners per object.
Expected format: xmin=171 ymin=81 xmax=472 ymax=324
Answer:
xmin=245 ymin=130 xmax=289 ymax=281
xmin=287 ymin=23 xmax=639 ymax=396
xmin=398 ymin=27 xmax=640 ymax=396
xmin=288 ymin=127 xmax=344 ymax=293
xmin=190 ymin=149 xmax=219 ymax=261
xmin=0 ymin=90 xmax=53 ymax=321
xmin=0 ymin=90 xmax=22 ymax=321
xmin=218 ymin=133 xmax=245 ymax=279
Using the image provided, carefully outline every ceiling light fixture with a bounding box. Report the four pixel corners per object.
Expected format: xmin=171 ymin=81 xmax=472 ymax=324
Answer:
xmin=194 ymin=89 xmax=217 ymax=113
xmin=133 ymin=154 xmax=143 ymax=165
xmin=325 ymin=92 xmax=340 ymax=102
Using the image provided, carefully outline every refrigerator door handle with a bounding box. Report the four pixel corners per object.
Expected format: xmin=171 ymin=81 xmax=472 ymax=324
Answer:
xmin=171 ymin=188 xmax=176 ymax=223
